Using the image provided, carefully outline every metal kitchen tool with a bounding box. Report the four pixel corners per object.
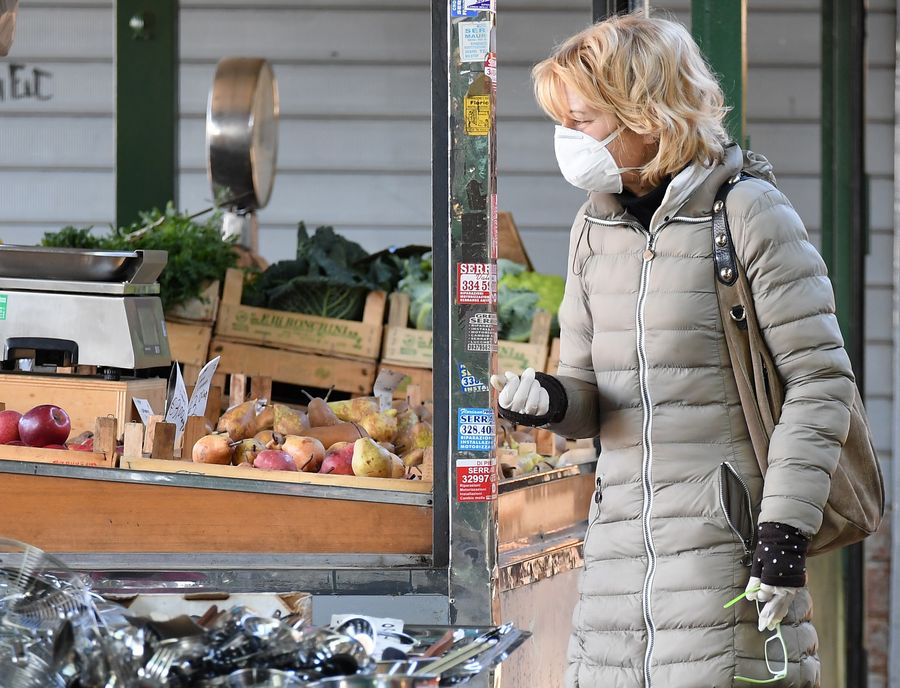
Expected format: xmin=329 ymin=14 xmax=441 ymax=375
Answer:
xmin=0 ymin=246 xmax=170 ymax=375
xmin=308 ymin=675 xmax=439 ymax=688
xmin=206 ymin=57 xmax=280 ymax=251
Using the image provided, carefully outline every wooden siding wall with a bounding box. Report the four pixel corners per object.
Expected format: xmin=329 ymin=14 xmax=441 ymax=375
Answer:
xmin=0 ymin=3 xmax=894 ymax=681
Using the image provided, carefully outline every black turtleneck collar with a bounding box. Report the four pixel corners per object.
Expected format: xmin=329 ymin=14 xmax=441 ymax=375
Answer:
xmin=616 ymin=176 xmax=672 ymax=230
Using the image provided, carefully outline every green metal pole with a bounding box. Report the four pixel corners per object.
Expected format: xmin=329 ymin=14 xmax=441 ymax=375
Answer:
xmin=822 ymin=3 xmax=868 ymax=688
xmin=115 ymin=1 xmax=178 ymax=228
xmin=691 ymin=0 xmax=746 ymax=146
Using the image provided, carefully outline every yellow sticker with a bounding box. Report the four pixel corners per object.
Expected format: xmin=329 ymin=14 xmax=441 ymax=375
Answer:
xmin=464 ymin=95 xmax=491 ymax=136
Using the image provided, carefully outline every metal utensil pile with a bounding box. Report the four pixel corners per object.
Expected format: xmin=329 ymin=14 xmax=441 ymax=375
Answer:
xmin=0 ymin=538 xmax=528 ymax=687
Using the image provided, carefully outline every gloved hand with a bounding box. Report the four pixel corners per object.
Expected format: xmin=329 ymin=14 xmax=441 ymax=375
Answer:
xmin=745 ymin=576 xmax=798 ymax=632
xmin=489 ymin=368 xmax=550 ymax=416
xmin=745 ymin=521 xmax=809 ymax=631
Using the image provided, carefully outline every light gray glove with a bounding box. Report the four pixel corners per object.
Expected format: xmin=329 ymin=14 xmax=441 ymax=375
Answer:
xmin=745 ymin=576 xmax=798 ymax=632
xmin=489 ymin=368 xmax=550 ymax=416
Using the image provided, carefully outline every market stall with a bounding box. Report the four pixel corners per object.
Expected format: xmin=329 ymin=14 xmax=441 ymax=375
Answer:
xmin=0 ymin=4 xmax=591 ymax=686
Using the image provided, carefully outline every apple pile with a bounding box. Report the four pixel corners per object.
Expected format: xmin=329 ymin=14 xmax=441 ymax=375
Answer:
xmin=190 ymin=393 xmax=434 ymax=480
xmin=0 ymin=405 xmax=72 ymax=448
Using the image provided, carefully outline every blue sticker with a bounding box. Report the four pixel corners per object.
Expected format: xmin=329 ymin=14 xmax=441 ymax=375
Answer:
xmin=458 ymin=408 xmax=495 ymax=451
xmin=450 ymin=0 xmax=477 ymax=17
xmin=458 ymin=363 xmax=489 ymax=393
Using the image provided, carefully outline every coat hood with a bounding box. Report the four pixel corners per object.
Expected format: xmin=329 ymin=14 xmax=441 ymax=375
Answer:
xmin=584 ymin=144 xmax=777 ymax=226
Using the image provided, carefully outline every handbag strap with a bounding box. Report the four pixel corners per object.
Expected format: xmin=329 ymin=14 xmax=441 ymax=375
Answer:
xmin=711 ymin=175 xmax=784 ymax=476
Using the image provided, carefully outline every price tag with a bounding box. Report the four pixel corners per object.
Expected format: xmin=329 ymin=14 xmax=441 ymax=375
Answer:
xmin=456 ymin=457 xmax=498 ymax=502
xmin=456 ymin=262 xmax=496 ymax=305
xmin=132 ymin=398 xmax=155 ymax=426
xmin=457 ymin=407 xmax=494 ymax=451
xmin=187 ymin=356 xmax=221 ymax=418
xmin=164 ymin=364 xmax=189 ymax=438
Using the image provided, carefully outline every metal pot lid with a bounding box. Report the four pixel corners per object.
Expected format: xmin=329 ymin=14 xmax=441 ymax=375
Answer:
xmin=206 ymin=57 xmax=279 ymax=212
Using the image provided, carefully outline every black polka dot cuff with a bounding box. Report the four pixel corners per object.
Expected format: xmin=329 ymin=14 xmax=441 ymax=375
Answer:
xmin=750 ymin=521 xmax=809 ymax=587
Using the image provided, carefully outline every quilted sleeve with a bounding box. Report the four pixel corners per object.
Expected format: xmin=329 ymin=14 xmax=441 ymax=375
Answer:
xmin=736 ymin=187 xmax=855 ymax=537
xmin=545 ymin=205 xmax=604 ymax=440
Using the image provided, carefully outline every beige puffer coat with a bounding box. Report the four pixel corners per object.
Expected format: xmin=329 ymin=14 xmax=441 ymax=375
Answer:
xmin=549 ymin=145 xmax=855 ymax=688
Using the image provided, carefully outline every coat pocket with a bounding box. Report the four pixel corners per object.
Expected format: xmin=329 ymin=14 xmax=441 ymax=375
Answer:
xmin=718 ymin=462 xmax=756 ymax=566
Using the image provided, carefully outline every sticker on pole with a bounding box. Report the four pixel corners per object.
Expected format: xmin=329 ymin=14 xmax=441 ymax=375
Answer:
xmin=458 ymin=363 xmax=488 ymax=393
xmin=459 ymin=21 xmax=491 ymax=63
xmin=456 ymin=457 xmax=498 ymax=502
xmin=466 ymin=312 xmax=498 ymax=353
xmin=458 ymin=407 xmax=494 ymax=451
xmin=451 ymin=0 xmax=495 ymax=17
xmin=484 ymin=52 xmax=497 ymax=93
xmin=457 ymin=262 xmax=496 ymax=304
xmin=464 ymin=94 xmax=490 ymax=136
xmin=0 ymin=294 xmax=7 ymax=320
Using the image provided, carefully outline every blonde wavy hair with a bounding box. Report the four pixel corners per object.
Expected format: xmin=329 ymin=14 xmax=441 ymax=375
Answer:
xmin=533 ymin=12 xmax=730 ymax=186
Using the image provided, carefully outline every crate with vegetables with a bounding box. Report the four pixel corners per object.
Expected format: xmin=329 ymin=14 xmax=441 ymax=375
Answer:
xmin=211 ymin=224 xmax=430 ymax=397
xmin=380 ymin=253 xmax=565 ymax=398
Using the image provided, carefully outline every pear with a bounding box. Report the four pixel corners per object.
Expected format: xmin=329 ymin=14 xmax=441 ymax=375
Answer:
xmin=217 ymin=399 xmax=262 ymax=441
xmin=193 ymin=434 xmax=234 ymax=465
xmin=307 ymin=397 xmax=339 ymax=427
xmin=401 ymin=447 xmax=425 ymax=467
xmin=274 ymin=404 xmax=309 ymax=436
xmin=329 ymin=397 xmax=380 ymax=423
xmin=407 ymin=421 xmax=433 ymax=451
xmin=359 ymin=409 xmax=398 ymax=444
xmin=351 ymin=437 xmax=393 ymax=478
xmin=389 ymin=453 xmax=406 ymax=479
xmin=254 ymin=404 xmax=275 ymax=433
xmin=394 ymin=409 xmax=420 ymax=452
xmin=282 ymin=435 xmax=326 ymax=472
xmin=233 ymin=438 xmax=265 ymax=465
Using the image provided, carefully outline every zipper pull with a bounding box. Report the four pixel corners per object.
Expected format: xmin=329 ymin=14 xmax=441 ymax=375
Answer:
xmin=643 ymin=247 xmax=655 ymax=262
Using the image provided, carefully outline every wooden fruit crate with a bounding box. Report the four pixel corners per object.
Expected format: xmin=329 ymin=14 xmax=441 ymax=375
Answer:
xmin=380 ymin=293 xmax=552 ymax=399
xmin=163 ymin=280 xmax=221 ymax=377
xmin=0 ymin=373 xmax=167 ymax=437
xmin=211 ymin=269 xmax=386 ymax=397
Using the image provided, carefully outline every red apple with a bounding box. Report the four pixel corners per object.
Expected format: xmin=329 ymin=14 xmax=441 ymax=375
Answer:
xmin=6 ymin=440 xmax=24 ymax=446
xmin=0 ymin=410 xmax=22 ymax=444
xmin=319 ymin=442 xmax=354 ymax=476
xmin=253 ymin=449 xmax=297 ymax=471
xmin=18 ymin=405 xmax=71 ymax=447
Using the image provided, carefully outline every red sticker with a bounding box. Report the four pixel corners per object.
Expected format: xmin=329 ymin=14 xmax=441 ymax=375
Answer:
xmin=485 ymin=52 xmax=497 ymax=94
xmin=456 ymin=458 xmax=498 ymax=502
xmin=457 ymin=262 xmax=496 ymax=304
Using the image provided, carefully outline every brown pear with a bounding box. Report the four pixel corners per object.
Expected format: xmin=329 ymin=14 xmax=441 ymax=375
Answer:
xmin=216 ymin=400 xmax=260 ymax=441
xmin=253 ymin=404 xmax=275 ymax=433
xmin=394 ymin=409 xmax=419 ymax=452
xmin=274 ymin=404 xmax=309 ymax=435
xmin=307 ymin=398 xmax=339 ymax=427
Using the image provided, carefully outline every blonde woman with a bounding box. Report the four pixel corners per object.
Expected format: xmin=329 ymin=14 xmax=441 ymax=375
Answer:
xmin=491 ymin=12 xmax=853 ymax=688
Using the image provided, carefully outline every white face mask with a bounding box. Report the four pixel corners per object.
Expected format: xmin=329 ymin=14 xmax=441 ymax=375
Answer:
xmin=0 ymin=0 xmax=18 ymax=57
xmin=554 ymin=125 xmax=626 ymax=194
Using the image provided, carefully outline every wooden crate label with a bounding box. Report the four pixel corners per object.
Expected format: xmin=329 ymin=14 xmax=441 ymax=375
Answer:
xmin=382 ymin=327 xmax=433 ymax=368
xmin=498 ymin=341 xmax=547 ymax=373
xmin=218 ymin=303 xmax=379 ymax=358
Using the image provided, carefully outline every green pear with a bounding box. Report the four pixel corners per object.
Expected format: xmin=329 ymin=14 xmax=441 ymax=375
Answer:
xmin=329 ymin=397 xmax=380 ymax=423
xmin=359 ymin=409 xmax=399 ymax=443
xmin=351 ymin=437 xmax=393 ymax=478
xmin=274 ymin=404 xmax=309 ymax=435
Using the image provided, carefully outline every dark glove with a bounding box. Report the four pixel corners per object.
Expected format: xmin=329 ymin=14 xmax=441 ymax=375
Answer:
xmin=745 ymin=522 xmax=809 ymax=632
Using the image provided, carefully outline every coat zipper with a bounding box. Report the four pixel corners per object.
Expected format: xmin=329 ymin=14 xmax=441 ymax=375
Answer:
xmin=585 ymin=212 xmax=710 ymax=687
xmin=718 ymin=462 xmax=755 ymax=564
xmin=636 ymin=230 xmax=658 ymax=688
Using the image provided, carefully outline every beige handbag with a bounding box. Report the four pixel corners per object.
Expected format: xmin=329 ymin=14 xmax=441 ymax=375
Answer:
xmin=712 ymin=177 xmax=885 ymax=556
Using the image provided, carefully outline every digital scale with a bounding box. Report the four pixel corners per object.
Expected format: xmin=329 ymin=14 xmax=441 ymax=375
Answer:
xmin=0 ymin=246 xmax=171 ymax=379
